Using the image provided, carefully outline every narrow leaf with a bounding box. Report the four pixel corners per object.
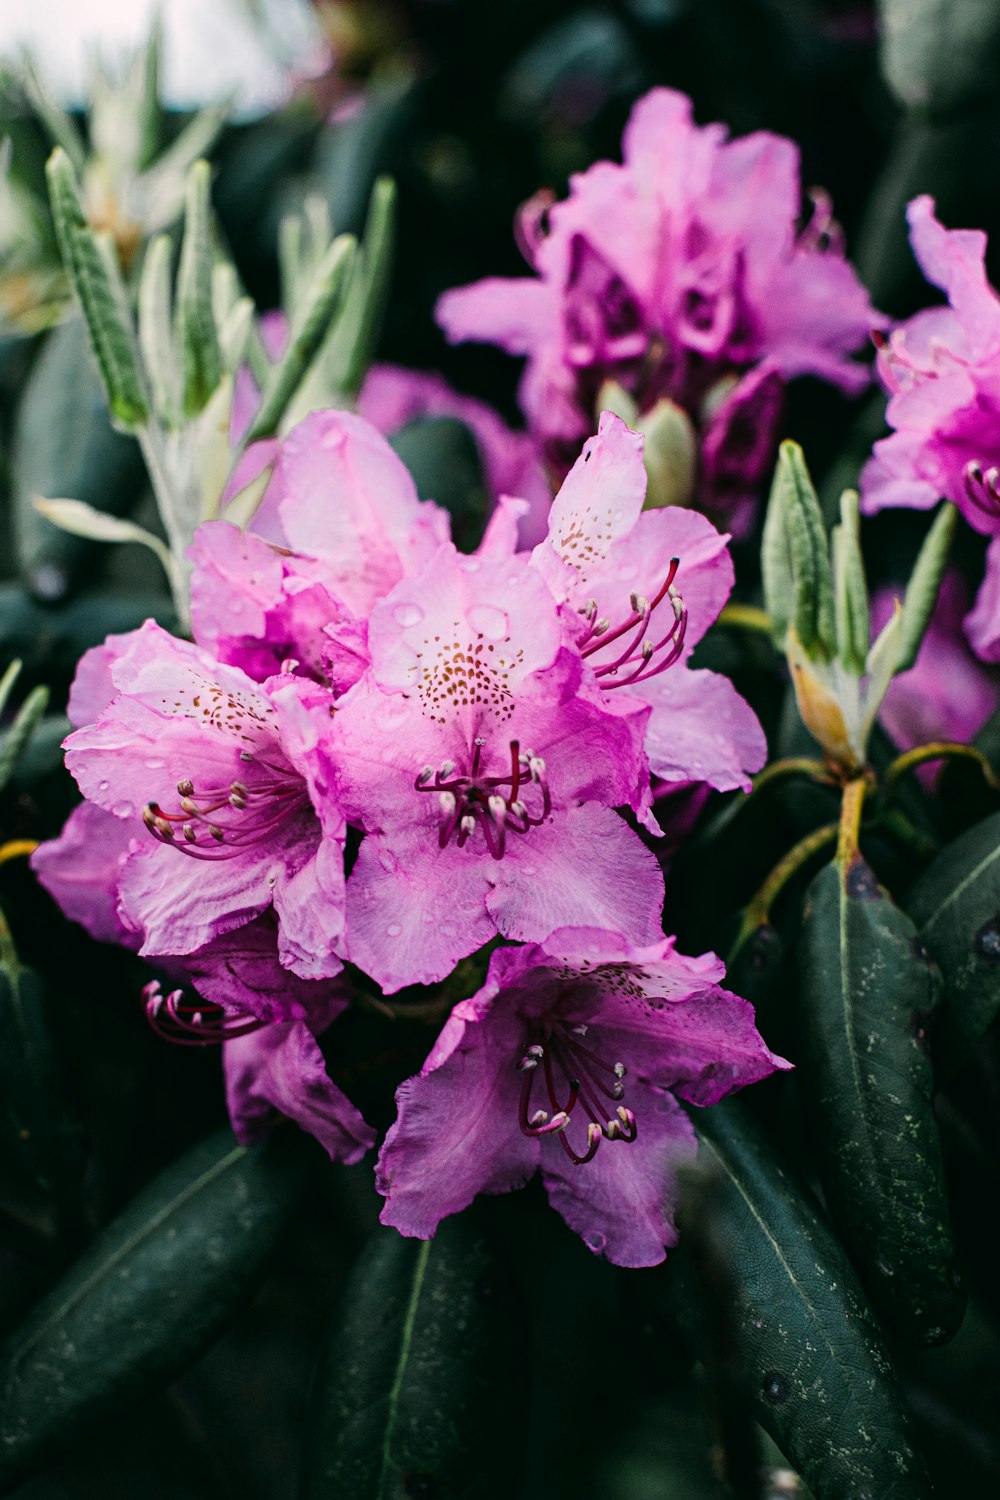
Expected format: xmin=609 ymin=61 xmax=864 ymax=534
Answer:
xmin=895 ymin=501 xmax=957 ymax=674
xmin=685 ymin=1099 xmax=933 ymax=1500
xmin=907 ymin=810 xmax=1000 ymax=1076
xmin=138 ymin=233 xmax=179 ymax=425
xmin=322 ymin=175 xmax=396 ymax=401
xmin=0 ymin=1129 xmax=310 ymax=1490
xmin=301 ymin=1211 xmax=526 ymax=1500
xmin=796 ymin=855 xmax=963 ymax=1344
xmin=175 ymin=158 xmax=223 ymax=417
xmin=45 ymin=149 xmax=149 ymax=430
xmin=244 ymin=233 xmax=355 ymax=445
xmin=0 ymin=684 xmax=49 ymax=795
xmin=20 ymin=55 xmax=86 ymax=173
xmin=832 ymin=489 xmax=869 ymax=674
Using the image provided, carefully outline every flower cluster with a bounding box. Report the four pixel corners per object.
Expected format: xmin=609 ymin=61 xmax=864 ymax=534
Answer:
xmin=32 ymin=405 xmax=785 ymax=1265
xmin=438 ymin=87 xmax=878 ymax=528
xmin=862 ymin=196 xmax=1000 ymax=664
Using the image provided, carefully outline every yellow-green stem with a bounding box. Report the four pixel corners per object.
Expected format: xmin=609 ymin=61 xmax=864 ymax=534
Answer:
xmin=884 ymin=740 xmax=1000 ymax=797
xmin=836 ymin=776 xmax=867 ymax=865
xmin=717 ymin=603 xmax=773 ymax=636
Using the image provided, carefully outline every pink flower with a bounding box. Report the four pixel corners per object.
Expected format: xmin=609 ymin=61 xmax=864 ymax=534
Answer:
xmin=438 ymin=87 xmax=877 ymax=515
xmin=861 ymin=197 xmax=1000 ymax=662
xmin=61 ymin=621 xmax=347 ymax=980
xmin=529 ymin=412 xmax=767 ymax=794
xmin=145 ymin=917 xmax=375 ymax=1164
xmin=872 ymin=571 xmax=999 ymax=760
xmin=376 ymin=928 xmax=790 ymax=1267
xmin=190 ymin=409 xmax=451 ymax=688
xmin=329 ymin=541 xmax=665 ymax=992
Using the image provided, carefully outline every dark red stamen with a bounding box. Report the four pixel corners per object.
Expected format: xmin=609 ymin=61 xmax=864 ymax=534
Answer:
xmin=414 ymin=738 xmax=551 ymax=860
xmin=142 ymin=979 xmax=266 ymax=1048
xmin=516 ymin=1022 xmax=637 ymax=1166
xmin=578 ymin=559 xmax=688 ymax=691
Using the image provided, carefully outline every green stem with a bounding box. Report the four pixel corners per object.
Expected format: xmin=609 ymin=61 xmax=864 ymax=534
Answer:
xmin=728 ymin=820 xmax=839 ymax=965
xmin=836 ymin=776 xmax=867 ymax=865
xmin=884 ymin=740 xmax=1000 ymax=797
xmin=717 ymin=603 xmax=773 ymax=636
xmin=875 ymin=807 xmax=940 ymax=862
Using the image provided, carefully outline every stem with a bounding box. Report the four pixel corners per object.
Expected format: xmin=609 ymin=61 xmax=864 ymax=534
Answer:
xmin=884 ymin=740 xmax=1000 ymax=797
xmin=836 ymin=776 xmax=867 ymax=865
xmin=751 ymin=757 xmax=838 ymax=794
xmin=717 ymin=603 xmax=773 ymax=636
xmin=0 ymin=839 xmax=39 ymax=868
xmin=728 ymin=821 xmax=839 ymax=965
xmin=136 ymin=422 xmax=191 ymax=632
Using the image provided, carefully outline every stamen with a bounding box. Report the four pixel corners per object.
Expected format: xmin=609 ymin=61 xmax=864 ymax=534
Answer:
xmin=142 ymin=979 xmax=266 ymax=1048
xmin=142 ymin=759 xmax=307 ymax=860
xmin=414 ymin=738 xmax=551 ymax=859
xmin=964 ymin=459 xmax=1000 ymax=519
xmin=514 ymin=1023 xmax=637 ymax=1165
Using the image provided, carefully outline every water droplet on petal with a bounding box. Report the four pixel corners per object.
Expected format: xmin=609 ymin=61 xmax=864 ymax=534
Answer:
xmin=373 ymin=696 xmax=411 ymax=732
xmin=583 ymin=1230 xmax=606 ymax=1254
xmin=393 ymin=602 xmax=423 ymax=628
xmin=98 ymin=780 xmax=110 ymax=793
xmin=111 ymin=800 xmax=134 ymax=818
xmin=386 ymin=922 xmax=402 ymax=937
xmin=467 ymin=604 xmax=509 ymax=640
xmin=145 ymin=759 xmax=165 ymax=770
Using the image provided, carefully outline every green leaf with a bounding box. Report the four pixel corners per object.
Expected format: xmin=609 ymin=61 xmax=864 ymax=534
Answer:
xmin=300 ymin=1211 xmax=526 ymax=1500
xmin=313 ymin=176 xmax=397 ymax=405
xmin=138 ymin=233 xmax=179 ymax=425
xmin=45 ymin=149 xmax=149 ymax=430
xmin=243 ymin=232 xmax=355 ymax=445
xmin=12 ymin=314 xmax=146 ymax=600
xmin=761 ymin=440 xmax=835 ymax=658
xmin=687 ymin=1100 xmax=933 ymax=1500
xmin=175 ymin=158 xmax=223 ymax=418
xmin=0 ymin=945 xmax=84 ymax=1213
xmin=33 ymin=498 xmax=179 ymax=599
xmin=0 ymin=683 xmax=48 ymax=795
xmin=0 ymin=1128 xmax=310 ymax=1490
xmin=877 ymin=0 xmax=1000 ymax=117
xmin=388 ymin=417 xmax=490 ymax=553
xmin=20 ymin=56 xmax=86 ymax=174
xmin=0 ymin=582 xmax=174 ymax=682
xmin=796 ymin=855 xmax=963 ymax=1345
xmin=832 ymin=489 xmax=869 ymax=675
xmin=894 ymin=501 xmax=957 ymax=674
xmin=907 ymin=810 xmax=1000 ymax=1076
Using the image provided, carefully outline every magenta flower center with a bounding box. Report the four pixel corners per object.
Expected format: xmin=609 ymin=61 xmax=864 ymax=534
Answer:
xmin=517 ymin=1019 xmax=636 ymax=1166
xmin=142 ymin=750 xmax=308 ymax=860
xmin=577 ymin=556 xmax=688 ymax=689
xmin=414 ymin=737 xmax=551 ymax=860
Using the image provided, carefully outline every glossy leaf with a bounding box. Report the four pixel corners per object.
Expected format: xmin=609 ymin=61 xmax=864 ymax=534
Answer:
xmin=0 ymin=1128 xmax=310 ymax=1490
xmin=907 ymin=810 xmax=1000 ymax=1076
xmin=796 ymin=855 xmax=963 ymax=1344
xmin=300 ymin=1211 xmax=526 ymax=1500
xmin=388 ymin=417 xmax=489 ymax=554
xmin=0 ymin=938 xmax=84 ymax=1212
xmin=688 ymin=1100 xmax=933 ymax=1500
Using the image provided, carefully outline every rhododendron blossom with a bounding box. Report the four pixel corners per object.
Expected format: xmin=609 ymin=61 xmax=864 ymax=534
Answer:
xmin=438 ymin=87 xmax=877 ymax=521
xmin=191 ymin=409 xmax=451 ymax=687
xmin=529 ymin=412 xmax=766 ymax=792
xmin=60 ymin=621 xmax=347 ymax=980
xmin=376 ymin=928 xmax=789 ymax=1266
xmin=862 ymin=197 xmax=1000 ymax=662
xmin=329 ymin=542 xmax=665 ymax=991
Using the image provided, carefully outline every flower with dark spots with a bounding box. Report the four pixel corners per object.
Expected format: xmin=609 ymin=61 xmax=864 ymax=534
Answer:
xmin=376 ymin=928 xmax=790 ymax=1267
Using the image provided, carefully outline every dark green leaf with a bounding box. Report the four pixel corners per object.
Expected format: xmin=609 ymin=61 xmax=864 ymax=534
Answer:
xmin=13 ymin=316 xmax=146 ymax=600
xmin=0 ymin=583 xmax=174 ymax=683
xmin=796 ymin=856 xmax=963 ymax=1345
xmin=389 ymin=417 xmax=489 ymax=553
xmin=301 ymin=1211 xmax=526 ymax=1500
xmin=687 ymin=1100 xmax=933 ymax=1500
xmin=0 ymin=936 xmax=83 ymax=1212
xmin=0 ymin=1127 xmax=309 ymax=1490
xmin=907 ymin=810 xmax=1000 ymax=1076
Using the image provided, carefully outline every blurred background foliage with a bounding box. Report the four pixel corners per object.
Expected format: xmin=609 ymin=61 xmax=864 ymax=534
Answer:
xmin=4 ymin=1 xmax=1000 ymax=1496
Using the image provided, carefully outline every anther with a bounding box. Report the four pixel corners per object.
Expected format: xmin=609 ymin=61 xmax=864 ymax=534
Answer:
xmin=460 ymin=814 xmax=476 ymax=837
xmin=630 ymin=592 xmax=649 ymax=615
xmin=176 ymin=778 xmax=194 ymax=796
xmin=531 ymin=1109 xmax=549 ymax=1126
xmin=593 ymin=618 xmax=610 ymax=635
xmin=416 ymin=766 xmax=434 ymax=786
xmin=438 ymin=791 xmax=457 ymax=817
xmin=488 ymin=794 xmax=508 ymax=824
xmin=209 ymin=825 xmax=224 ymax=842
